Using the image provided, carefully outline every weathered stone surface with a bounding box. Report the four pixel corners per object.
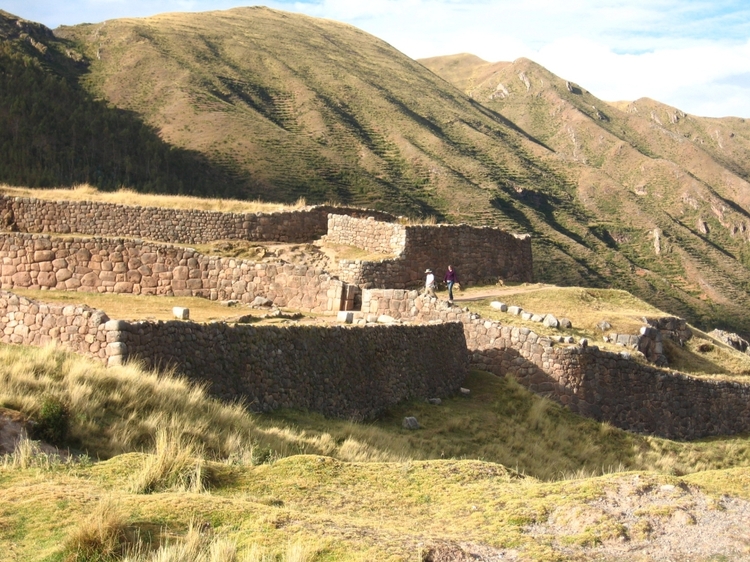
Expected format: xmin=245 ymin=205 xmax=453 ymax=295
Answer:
xmin=507 ymin=306 xmax=523 ymax=316
xmin=0 ymin=194 xmax=395 ymax=246
xmin=251 ymin=296 xmax=273 ymax=308
xmin=709 ymin=329 xmax=748 ymax=354
xmin=543 ymin=314 xmax=560 ymax=328
xmin=328 ymin=214 xmax=533 ymax=290
xmin=337 ymin=311 xmax=354 ymax=324
xmin=173 ymin=307 xmax=190 ymax=320
xmin=490 ymin=301 xmax=508 ymax=312
xmin=559 ymin=318 xmax=572 ymax=329
xmin=402 ymin=416 xmax=420 ymax=430
xmin=0 ymin=233 xmax=354 ymax=314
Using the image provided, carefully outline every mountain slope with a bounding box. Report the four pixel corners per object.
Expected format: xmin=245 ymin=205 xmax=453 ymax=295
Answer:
xmin=0 ymin=10 xmax=238 ymax=195
xmin=3 ymin=8 xmax=750 ymax=333
xmin=421 ymin=54 xmax=750 ymax=333
xmin=55 ymin=7 xmax=570 ymax=216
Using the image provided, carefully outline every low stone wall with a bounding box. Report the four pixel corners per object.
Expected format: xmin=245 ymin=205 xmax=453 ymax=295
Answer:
xmin=0 ymin=291 xmax=112 ymax=361
xmin=466 ymin=325 xmax=750 ymax=440
xmin=0 ymin=291 xmax=468 ymax=420
xmin=115 ymin=320 xmax=468 ymax=419
xmin=0 ymin=233 xmax=349 ymax=312
xmin=0 ymin=195 xmax=395 ymax=245
xmin=366 ymin=293 xmax=750 ymax=439
xmin=329 ymin=215 xmax=533 ymax=289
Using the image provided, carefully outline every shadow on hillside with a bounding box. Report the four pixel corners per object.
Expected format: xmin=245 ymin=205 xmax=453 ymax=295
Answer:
xmin=0 ymin=27 xmax=252 ymax=198
xmin=466 ymin=98 xmax=556 ymax=153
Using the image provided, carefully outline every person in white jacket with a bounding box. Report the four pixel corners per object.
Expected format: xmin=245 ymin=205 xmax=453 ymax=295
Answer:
xmin=424 ymin=268 xmax=436 ymax=296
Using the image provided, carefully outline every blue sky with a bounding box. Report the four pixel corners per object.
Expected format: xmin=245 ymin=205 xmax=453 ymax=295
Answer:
xmin=10 ymin=1 xmax=750 ymax=118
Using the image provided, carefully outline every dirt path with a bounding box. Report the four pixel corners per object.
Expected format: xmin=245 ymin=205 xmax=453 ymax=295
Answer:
xmin=450 ymin=283 xmax=554 ymax=303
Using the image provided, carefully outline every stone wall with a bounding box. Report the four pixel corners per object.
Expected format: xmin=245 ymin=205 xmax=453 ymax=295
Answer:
xmin=0 ymin=233 xmax=350 ymax=312
xmin=0 ymin=291 xmax=112 ymax=361
xmin=328 ymin=215 xmax=533 ymax=289
xmin=0 ymin=291 xmax=468 ymax=420
xmin=0 ymin=195 xmax=396 ymax=245
xmin=358 ymin=292 xmax=750 ymax=439
xmin=466 ymin=324 xmax=750 ymax=440
xmin=325 ymin=215 xmax=405 ymax=255
xmin=116 ymin=320 xmax=468 ymax=419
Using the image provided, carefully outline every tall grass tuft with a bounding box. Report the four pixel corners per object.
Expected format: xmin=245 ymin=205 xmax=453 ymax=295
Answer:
xmin=129 ymin=429 xmax=209 ymax=494
xmin=0 ymin=435 xmax=73 ymax=470
xmin=64 ymin=498 xmax=127 ymax=561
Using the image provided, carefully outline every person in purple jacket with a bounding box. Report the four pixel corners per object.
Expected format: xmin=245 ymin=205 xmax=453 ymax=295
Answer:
xmin=444 ymin=264 xmax=458 ymax=302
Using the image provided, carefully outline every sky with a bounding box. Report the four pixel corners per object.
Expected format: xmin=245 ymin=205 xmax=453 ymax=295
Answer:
xmin=9 ymin=1 xmax=750 ymax=118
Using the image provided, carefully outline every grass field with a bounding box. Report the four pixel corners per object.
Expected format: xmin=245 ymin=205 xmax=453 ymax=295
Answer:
xmin=2 ymin=343 xmax=750 ymax=560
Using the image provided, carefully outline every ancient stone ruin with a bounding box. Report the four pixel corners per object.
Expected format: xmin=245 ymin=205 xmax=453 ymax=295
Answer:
xmin=2 ymin=193 xmax=750 ymax=439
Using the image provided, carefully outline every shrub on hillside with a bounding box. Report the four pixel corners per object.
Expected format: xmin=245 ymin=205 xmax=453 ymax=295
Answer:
xmin=30 ymin=396 xmax=69 ymax=445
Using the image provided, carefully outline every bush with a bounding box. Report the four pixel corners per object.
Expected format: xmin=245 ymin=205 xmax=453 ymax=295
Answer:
xmin=30 ymin=396 xmax=69 ymax=445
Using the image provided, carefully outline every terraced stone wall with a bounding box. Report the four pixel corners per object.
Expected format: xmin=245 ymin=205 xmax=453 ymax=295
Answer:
xmin=462 ymin=320 xmax=750 ymax=440
xmin=0 ymin=233 xmax=349 ymax=312
xmin=329 ymin=215 xmax=533 ymax=289
xmin=0 ymin=291 xmax=112 ymax=361
xmin=115 ymin=320 xmax=468 ymax=419
xmin=0 ymin=291 xmax=468 ymax=420
xmin=362 ymin=292 xmax=750 ymax=439
xmin=0 ymin=195 xmax=396 ymax=245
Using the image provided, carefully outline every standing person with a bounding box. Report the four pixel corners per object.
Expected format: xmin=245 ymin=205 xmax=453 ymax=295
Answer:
xmin=424 ymin=269 xmax=436 ymax=296
xmin=444 ymin=265 xmax=458 ymax=302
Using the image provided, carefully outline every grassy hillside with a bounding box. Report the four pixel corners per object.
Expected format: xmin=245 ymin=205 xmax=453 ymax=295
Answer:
xmin=3 ymin=7 xmax=750 ymax=334
xmin=0 ymin=11 xmax=238 ymax=195
xmin=420 ymin=54 xmax=750 ymax=335
xmin=3 ymin=343 xmax=750 ymax=560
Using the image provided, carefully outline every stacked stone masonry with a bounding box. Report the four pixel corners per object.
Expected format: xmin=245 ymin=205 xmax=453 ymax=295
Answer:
xmin=0 ymin=292 xmax=112 ymax=361
xmin=328 ymin=215 xmax=533 ymax=289
xmin=117 ymin=320 xmax=468 ymax=419
xmin=0 ymin=195 xmax=396 ymax=245
xmin=0 ymin=233 xmax=349 ymax=312
xmin=402 ymin=294 xmax=750 ymax=440
xmin=0 ymin=291 xmax=468 ymax=419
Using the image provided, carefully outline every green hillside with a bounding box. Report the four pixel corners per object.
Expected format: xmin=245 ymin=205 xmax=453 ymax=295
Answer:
xmin=421 ymin=54 xmax=750 ymax=334
xmin=0 ymin=10 xmax=238 ymax=195
xmin=2 ymin=7 xmax=750 ymax=334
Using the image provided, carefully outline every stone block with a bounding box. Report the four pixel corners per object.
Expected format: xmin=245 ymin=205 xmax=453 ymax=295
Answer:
xmin=337 ymin=311 xmax=354 ymax=324
xmin=402 ymin=416 xmax=420 ymax=430
xmin=173 ymin=307 xmax=190 ymax=320
xmin=543 ymin=314 xmax=559 ymax=328
xmin=490 ymin=301 xmax=508 ymax=312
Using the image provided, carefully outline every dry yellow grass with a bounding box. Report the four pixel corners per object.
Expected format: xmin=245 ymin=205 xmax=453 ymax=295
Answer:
xmin=0 ymin=184 xmax=306 ymax=214
xmin=9 ymin=288 xmax=305 ymax=324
